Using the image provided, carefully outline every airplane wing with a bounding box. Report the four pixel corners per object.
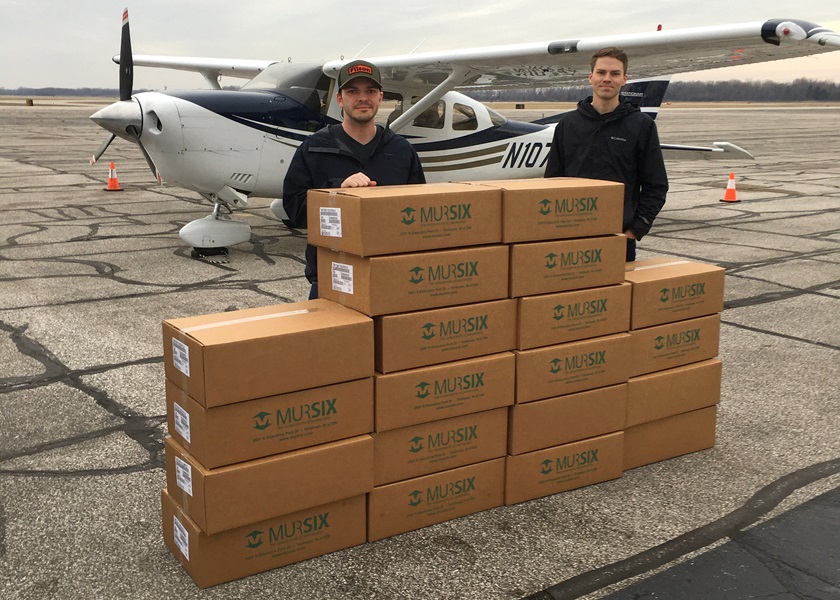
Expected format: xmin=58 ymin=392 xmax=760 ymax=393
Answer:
xmin=113 ymin=55 xmax=274 ymax=81
xmin=323 ymin=19 xmax=840 ymax=91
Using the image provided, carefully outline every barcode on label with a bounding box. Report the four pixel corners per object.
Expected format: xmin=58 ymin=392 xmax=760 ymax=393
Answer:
xmin=173 ymin=516 xmax=190 ymax=560
xmin=331 ymin=262 xmax=354 ymax=294
xmin=173 ymin=402 xmax=191 ymax=443
xmin=171 ymin=338 xmax=190 ymax=377
xmin=319 ymin=207 xmax=342 ymax=237
xmin=175 ymin=456 xmax=193 ymax=496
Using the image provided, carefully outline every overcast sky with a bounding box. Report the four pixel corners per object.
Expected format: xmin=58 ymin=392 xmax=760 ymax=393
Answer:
xmin=2 ymin=0 xmax=839 ymax=90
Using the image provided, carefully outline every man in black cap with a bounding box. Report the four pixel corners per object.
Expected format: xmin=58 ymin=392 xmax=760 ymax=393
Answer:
xmin=283 ymin=59 xmax=426 ymax=299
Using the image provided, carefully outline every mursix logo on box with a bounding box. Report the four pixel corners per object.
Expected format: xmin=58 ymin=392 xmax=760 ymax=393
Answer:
xmin=406 ymin=477 xmax=477 ymax=507
xmin=409 ymin=261 xmax=480 ymax=285
xmin=419 ymin=314 xmax=489 ymax=341
xmin=415 ymin=381 xmax=432 ymax=399
xmin=659 ymin=282 xmax=706 ymax=304
xmin=539 ymin=449 xmax=599 ymax=475
xmin=538 ymin=196 xmax=599 ymax=216
xmin=548 ymin=350 xmax=607 ymax=374
xmin=243 ymin=517 xmax=333 ymax=550
xmin=407 ymin=425 xmax=479 ymax=455
xmin=252 ymin=399 xmax=337 ymax=430
xmin=554 ymin=299 xmax=608 ymax=321
xmin=401 ymin=203 xmax=473 ymax=226
xmin=654 ymin=328 xmax=701 ymax=351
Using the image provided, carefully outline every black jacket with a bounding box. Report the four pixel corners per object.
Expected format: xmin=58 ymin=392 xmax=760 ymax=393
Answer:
xmin=544 ymin=98 xmax=668 ymax=239
xmin=283 ymin=124 xmax=425 ymax=283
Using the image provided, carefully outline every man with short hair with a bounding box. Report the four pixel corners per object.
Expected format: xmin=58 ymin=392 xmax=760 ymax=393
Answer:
xmin=283 ymin=59 xmax=425 ymax=298
xmin=544 ymin=47 xmax=668 ymax=261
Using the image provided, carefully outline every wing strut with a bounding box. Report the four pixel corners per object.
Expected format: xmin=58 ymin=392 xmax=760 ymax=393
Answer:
xmin=388 ymin=65 xmax=480 ymax=132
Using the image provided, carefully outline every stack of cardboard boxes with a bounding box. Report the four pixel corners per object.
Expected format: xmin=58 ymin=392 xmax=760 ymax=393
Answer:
xmin=159 ymin=300 xmax=377 ymax=588
xmin=307 ymin=182 xmax=515 ymax=541
xmin=623 ymin=258 xmax=724 ymax=469
xmin=159 ymin=177 xmax=726 ymax=588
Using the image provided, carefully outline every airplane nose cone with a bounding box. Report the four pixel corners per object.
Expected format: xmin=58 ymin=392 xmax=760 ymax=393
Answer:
xmin=90 ymin=99 xmax=142 ymax=138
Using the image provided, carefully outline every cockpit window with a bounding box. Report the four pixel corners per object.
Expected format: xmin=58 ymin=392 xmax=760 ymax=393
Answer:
xmin=411 ymin=100 xmax=445 ymax=129
xmin=242 ymin=63 xmax=330 ymax=113
xmin=453 ymin=103 xmax=478 ymax=130
xmin=486 ymin=106 xmax=507 ymax=127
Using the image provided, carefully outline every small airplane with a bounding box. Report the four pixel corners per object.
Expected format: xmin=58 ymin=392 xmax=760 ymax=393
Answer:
xmin=90 ymin=10 xmax=840 ymax=257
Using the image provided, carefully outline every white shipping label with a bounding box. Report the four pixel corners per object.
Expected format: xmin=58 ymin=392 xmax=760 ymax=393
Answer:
xmin=320 ymin=207 xmax=343 ymax=237
xmin=173 ymin=516 xmax=190 ymax=560
xmin=173 ymin=402 xmax=191 ymax=444
xmin=174 ymin=456 xmax=193 ymax=496
xmin=171 ymin=338 xmax=190 ymax=377
xmin=331 ymin=262 xmax=354 ymax=295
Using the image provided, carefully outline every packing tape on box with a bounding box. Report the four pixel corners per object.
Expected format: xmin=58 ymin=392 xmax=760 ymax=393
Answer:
xmin=181 ymin=308 xmax=319 ymax=333
xmin=630 ymin=260 xmax=691 ymax=271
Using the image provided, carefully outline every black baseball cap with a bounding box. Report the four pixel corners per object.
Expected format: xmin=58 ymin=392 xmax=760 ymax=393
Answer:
xmin=337 ymin=60 xmax=382 ymax=90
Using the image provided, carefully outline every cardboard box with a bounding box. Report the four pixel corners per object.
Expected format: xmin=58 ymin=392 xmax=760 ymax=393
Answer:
xmin=517 ymin=283 xmax=631 ymax=349
xmin=164 ymin=435 xmax=373 ymax=534
xmin=630 ymin=314 xmax=720 ymax=377
xmin=162 ymin=490 xmax=366 ymax=589
xmin=508 ymin=384 xmax=627 ymax=455
xmin=374 ymin=352 xmax=515 ymax=432
xmin=317 ymin=245 xmax=509 ymax=316
xmin=467 ymin=178 xmax=624 ymax=243
xmin=166 ymin=378 xmax=374 ymax=468
xmin=367 ymin=458 xmax=505 ymax=542
xmin=162 ymin=299 xmax=373 ymax=407
xmin=509 ymin=235 xmax=627 ymax=297
xmin=505 ymin=432 xmax=624 ymax=505
xmin=625 ymin=258 xmax=725 ymax=329
xmin=515 ymin=333 xmax=631 ymax=403
xmin=372 ymin=408 xmax=508 ymax=485
xmin=624 ymin=406 xmax=717 ymax=470
xmin=375 ymin=299 xmax=517 ymax=373
xmin=306 ymin=183 xmax=502 ymax=256
xmin=627 ymin=359 xmax=722 ymax=427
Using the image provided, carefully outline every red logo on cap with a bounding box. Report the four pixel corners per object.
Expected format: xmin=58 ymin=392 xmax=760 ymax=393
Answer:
xmin=348 ymin=65 xmax=373 ymax=76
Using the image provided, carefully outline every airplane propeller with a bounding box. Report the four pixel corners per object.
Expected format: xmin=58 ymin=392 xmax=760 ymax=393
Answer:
xmin=90 ymin=8 xmax=161 ymax=184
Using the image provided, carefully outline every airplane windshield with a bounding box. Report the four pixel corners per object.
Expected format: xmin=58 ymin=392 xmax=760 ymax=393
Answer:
xmin=242 ymin=63 xmax=331 ymax=112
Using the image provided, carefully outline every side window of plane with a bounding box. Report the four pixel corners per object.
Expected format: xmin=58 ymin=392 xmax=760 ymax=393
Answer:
xmin=411 ymin=100 xmax=445 ymax=129
xmin=452 ymin=103 xmax=478 ymax=131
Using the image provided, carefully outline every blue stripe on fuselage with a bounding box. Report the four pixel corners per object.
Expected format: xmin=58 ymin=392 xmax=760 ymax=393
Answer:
xmin=408 ymin=120 xmax=548 ymax=152
xmin=168 ymin=90 xmax=336 ymax=141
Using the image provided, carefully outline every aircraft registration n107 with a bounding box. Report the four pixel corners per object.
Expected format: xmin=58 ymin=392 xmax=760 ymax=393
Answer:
xmin=90 ymin=10 xmax=840 ymax=256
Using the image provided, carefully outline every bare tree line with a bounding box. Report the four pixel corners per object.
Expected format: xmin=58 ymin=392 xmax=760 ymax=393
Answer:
xmin=3 ymin=78 xmax=840 ymax=102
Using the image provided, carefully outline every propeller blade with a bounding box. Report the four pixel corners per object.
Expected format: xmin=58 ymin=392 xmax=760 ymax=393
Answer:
xmin=119 ymin=8 xmax=134 ymax=102
xmin=90 ymin=133 xmax=116 ymax=165
xmin=128 ymin=125 xmax=162 ymax=184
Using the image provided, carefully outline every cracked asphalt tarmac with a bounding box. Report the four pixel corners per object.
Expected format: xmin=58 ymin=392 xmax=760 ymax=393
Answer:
xmin=0 ymin=98 xmax=838 ymax=599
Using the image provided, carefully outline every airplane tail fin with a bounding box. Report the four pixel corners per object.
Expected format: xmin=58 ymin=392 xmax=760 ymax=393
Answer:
xmin=532 ymin=76 xmax=672 ymax=124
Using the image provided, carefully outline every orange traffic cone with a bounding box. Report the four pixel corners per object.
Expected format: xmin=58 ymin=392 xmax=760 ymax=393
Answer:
xmin=720 ymin=172 xmax=739 ymax=203
xmin=104 ymin=162 xmax=123 ymax=192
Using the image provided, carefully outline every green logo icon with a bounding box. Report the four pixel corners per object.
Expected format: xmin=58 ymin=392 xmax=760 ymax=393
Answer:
xmin=553 ymin=304 xmax=565 ymax=321
xmin=409 ymin=266 xmax=424 ymax=285
xmin=538 ymin=199 xmax=552 ymax=216
xmin=253 ymin=411 xmax=271 ymax=430
xmin=245 ymin=530 xmax=264 ymax=548
xmin=409 ymin=436 xmax=424 ymax=453
xmin=549 ymin=358 xmax=563 ymax=374
xmin=421 ymin=323 xmax=436 ymax=340
xmin=408 ymin=490 xmax=423 ymax=507
xmin=401 ymin=207 xmax=416 ymax=225
xmin=540 ymin=459 xmax=553 ymax=475
xmin=545 ymin=253 xmax=558 ymax=269
xmin=415 ymin=381 xmax=431 ymax=399
xmin=654 ymin=336 xmax=665 ymax=350
xmin=659 ymin=287 xmax=670 ymax=303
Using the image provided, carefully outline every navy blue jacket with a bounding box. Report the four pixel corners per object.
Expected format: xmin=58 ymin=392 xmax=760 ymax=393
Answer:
xmin=544 ymin=98 xmax=668 ymax=239
xmin=283 ymin=124 xmax=425 ymax=283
